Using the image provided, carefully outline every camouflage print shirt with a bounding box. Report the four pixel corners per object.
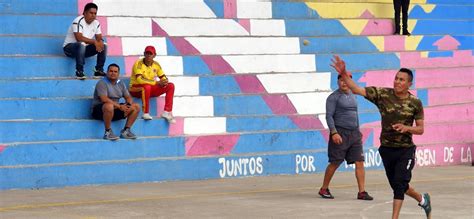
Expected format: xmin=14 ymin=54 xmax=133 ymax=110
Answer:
xmin=365 ymin=87 xmax=424 ymax=148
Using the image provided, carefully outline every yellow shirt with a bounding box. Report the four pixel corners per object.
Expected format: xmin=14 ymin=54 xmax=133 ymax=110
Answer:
xmin=129 ymin=59 xmax=167 ymax=87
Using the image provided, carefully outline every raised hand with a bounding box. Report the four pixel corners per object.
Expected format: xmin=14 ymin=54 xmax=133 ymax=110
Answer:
xmin=330 ymin=55 xmax=347 ymax=75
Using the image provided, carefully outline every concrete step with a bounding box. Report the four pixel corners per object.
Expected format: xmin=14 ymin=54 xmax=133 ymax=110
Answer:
xmin=0 ymin=130 xmax=329 ymax=166
xmin=1 ymin=50 xmax=472 ymax=79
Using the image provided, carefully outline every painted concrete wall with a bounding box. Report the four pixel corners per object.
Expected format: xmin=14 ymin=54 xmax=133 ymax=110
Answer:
xmin=0 ymin=0 xmax=472 ymax=189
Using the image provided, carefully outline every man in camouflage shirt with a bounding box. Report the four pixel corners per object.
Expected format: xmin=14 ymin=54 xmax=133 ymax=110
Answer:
xmin=331 ymin=55 xmax=432 ymax=219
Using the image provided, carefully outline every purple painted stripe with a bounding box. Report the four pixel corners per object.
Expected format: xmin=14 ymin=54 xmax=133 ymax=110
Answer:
xmin=185 ymin=135 xmax=240 ymax=156
xmin=234 ymin=75 xmax=266 ymax=93
xmin=262 ymin=94 xmax=297 ymax=115
xmin=169 ymin=37 xmax=201 ymax=55
xmin=289 ymin=115 xmax=324 ymax=130
xmin=224 ymin=0 xmax=237 ymax=19
xmin=201 ymin=55 xmax=236 ymax=74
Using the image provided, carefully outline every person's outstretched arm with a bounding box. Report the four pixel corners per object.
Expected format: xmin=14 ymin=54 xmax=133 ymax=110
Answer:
xmin=330 ymin=55 xmax=367 ymax=97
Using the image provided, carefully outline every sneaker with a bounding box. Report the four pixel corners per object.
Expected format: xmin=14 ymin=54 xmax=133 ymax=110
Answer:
xmin=121 ymin=128 xmax=137 ymax=139
xmin=161 ymin=111 xmax=176 ymax=124
xmin=76 ymin=70 xmax=86 ymax=80
xmin=418 ymin=193 xmax=431 ymax=219
xmin=357 ymin=191 xmax=374 ymax=201
xmin=142 ymin=113 xmax=153 ymax=120
xmin=318 ymin=188 xmax=334 ymax=199
xmin=103 ymin=130 xmax=119 ymax=141
xmin=93 ymin=68 xmax=106 ymax=78
xmin=402 ymin=30 xmax=411 ymax=36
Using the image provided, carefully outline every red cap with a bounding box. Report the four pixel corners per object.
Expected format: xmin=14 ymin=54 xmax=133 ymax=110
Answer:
xmin=144 ymin=46 xmax=156 ymax=55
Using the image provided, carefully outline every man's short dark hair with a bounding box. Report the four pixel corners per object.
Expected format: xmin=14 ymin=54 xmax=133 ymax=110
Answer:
xmin=84 ymin=3 xmax=98 ymax=13
xmin=337 ymin=74 xmax=352 ymax=79
xmin=399 ymin=68 xmax=413 ymax=82
xmin=107 ymin=63 xmax=120 ymax=72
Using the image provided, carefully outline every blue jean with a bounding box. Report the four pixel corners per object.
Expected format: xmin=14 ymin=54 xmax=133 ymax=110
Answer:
xmin=63 ymin=42 xmax=107 ymax=72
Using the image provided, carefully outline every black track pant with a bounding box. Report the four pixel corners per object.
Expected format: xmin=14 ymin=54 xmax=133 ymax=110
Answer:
xmin=379 ymin=146 xmax=416 ymax=200
xmin=393 ymin=0 xmax=410 ymax=31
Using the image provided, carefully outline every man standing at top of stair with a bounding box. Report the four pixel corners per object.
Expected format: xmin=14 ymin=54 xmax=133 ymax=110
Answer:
xmin=63 ymin=2 xmax=107 ymax=80
xmin=129 ymin=46 xmax=176 ymax=123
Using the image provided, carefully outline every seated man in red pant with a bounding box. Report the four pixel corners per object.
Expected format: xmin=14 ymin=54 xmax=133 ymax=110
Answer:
xmin=129 ymin=46 xmax=176 ymax=123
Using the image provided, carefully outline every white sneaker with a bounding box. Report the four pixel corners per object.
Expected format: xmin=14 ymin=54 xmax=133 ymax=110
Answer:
xmin=161 ymin=111 xmax=176 ymax=124
xmin=142 ymin=113 xmax=153 ymax=120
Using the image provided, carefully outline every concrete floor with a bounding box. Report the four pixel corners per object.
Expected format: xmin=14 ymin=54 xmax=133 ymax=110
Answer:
xmin=0 ymin=165 xmax=472 ymax=219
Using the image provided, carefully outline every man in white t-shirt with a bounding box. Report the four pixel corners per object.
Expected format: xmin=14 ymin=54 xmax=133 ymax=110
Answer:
xmin=63 ymin=2 xmax=107 ymax=80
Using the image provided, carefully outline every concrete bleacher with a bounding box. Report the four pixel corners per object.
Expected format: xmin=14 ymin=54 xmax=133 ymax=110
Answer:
xmin=0 ymin=0 xmax=472 ymax=190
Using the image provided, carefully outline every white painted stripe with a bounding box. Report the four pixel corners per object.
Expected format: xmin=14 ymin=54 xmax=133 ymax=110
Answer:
xmin=250 ymin=20 xmax=286 ymax=36
xmin=121 ymin=37 xmax=167 ymax=56
xmin=153 ymin=18 xmax=248 ymax=36
xmin=257 ymin=72 xmax=331 ymax=93
xmin=319 ymin=114 xmax=328 ymax=129
xmin=287 ymin=92 xmax=332 ymax=115
xmin=107 ymin=17 xmax=151 ymax=37
xmin=223 ymin=55 xmax=316 ymax=74
xmin=153 ymin=56 xmax=184 ymax=76
xmin=95 ymin=0 xmax=216 ymax=18
xmin=167 ymin=76 xmax=199 ymax=96
xmin=173 ymin=96 xmax=214 ymax=117
xmin=237 ymin=2 xmax=272 ymax=18
xmin=186 ymin=37 xmax=299 ymax=55
xmin=184 ymin=117 xmax=227 ymax=135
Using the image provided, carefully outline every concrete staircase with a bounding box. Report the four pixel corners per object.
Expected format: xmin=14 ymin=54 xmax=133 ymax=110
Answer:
xmin=0 ymin=0 xmax=472 ymax=190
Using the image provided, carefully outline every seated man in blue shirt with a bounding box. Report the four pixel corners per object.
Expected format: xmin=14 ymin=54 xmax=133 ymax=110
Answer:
xmin=318 ymin=74 xmax=373 ymax=201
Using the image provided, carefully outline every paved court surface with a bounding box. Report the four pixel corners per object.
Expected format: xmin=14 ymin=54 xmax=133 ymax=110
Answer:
xmin=0 ymin=165 xmax=472 ymax=218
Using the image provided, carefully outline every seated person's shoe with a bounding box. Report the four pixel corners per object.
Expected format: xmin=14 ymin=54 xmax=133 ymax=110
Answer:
xmin=161 ymin=111 xmax=176 ymax=124
xmin=357 ymin=191 xmax=374 ymax=201
xmin=142 ymin=113 xmax=153 ymax=120
xmin=93 ymin=68 xmax=106 ymax=78
xmin=103 ymin=130 xmax=119 ymax=141
xmin=318 ymin=188 xmax=334 ymax=199
xmin=120 ymin=128 xmax=137 ymax=139
xmin=76 ymin=70 xmax=86 ymax=80
xmin=418 ymin=193 xmax=431 ymax=219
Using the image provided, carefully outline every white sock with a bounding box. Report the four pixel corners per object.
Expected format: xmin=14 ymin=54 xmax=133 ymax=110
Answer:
xmin=419 ymin=195 xmax=425 ymax=206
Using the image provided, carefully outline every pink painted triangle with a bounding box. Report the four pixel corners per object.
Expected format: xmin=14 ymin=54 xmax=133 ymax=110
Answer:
xmin=360 ymin=10 xmax=375 ymax=19
xmin=238 ymin=19 xmax=251 ymax=33
xmin=152 ymin=20 xmax=169 ymax=37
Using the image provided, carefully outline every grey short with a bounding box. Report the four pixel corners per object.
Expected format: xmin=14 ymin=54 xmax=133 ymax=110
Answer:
xmin=328 ymin=127 xmax=364 ymax=165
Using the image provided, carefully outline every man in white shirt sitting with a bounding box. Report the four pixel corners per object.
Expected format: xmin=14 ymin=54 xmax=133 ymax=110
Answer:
xmin=63 ymin=2 xmax=107 ymax=80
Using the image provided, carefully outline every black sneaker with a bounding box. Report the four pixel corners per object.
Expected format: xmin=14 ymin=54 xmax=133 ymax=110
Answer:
xmin=318 ymin=188 xmax=334 ymax=199
xmin=93 ymin=68 xmax=106 ymax=78
xmin=418 ymin=193 xmax=431 ymax=219
xmin=402 ymin=30 xmax=411 ymax=36
xmin=357 ymin=191 xmax=374 ymax=201
xmin=76 ymin=70 xmax=86 ymax=80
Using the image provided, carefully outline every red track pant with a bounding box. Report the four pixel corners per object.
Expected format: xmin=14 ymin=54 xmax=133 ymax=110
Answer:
xmin=129 ymin=83 xmax=175 ymax=113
